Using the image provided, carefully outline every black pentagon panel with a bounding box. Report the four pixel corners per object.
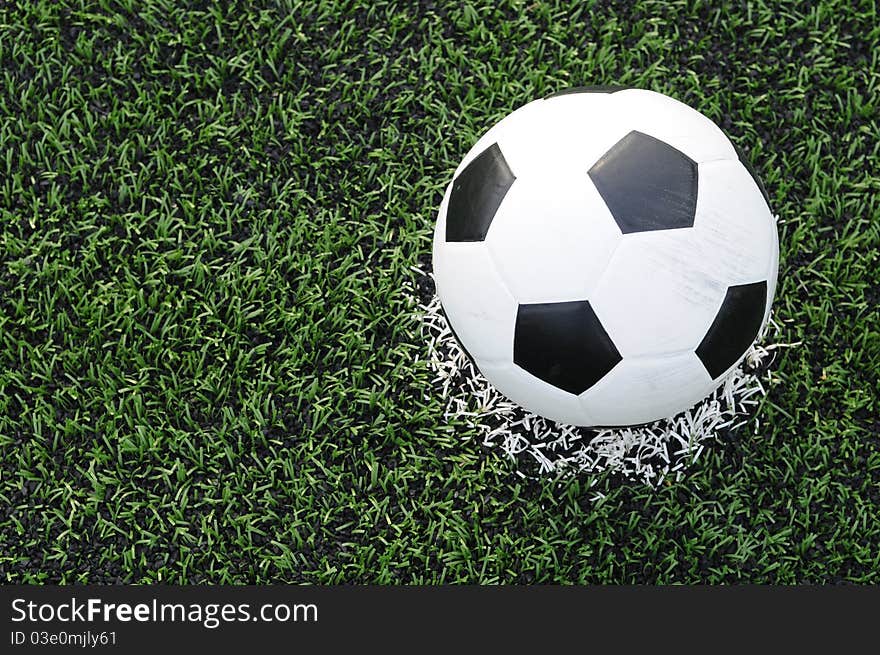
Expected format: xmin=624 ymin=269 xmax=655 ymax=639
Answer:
xmin=733 ymin=143 xmax=771 ymax=207
xmin=545 ymin=85 xmax=630 ymax=98
xmin=589 ymin=130 xmax=698 ymax=234
xmin=446 ymin=143 xmax=515 ymax=242
xmin=514 ymin=300 xmax=622 ymax=395
xmin=696 ymin=281 xmax=767 ymax=379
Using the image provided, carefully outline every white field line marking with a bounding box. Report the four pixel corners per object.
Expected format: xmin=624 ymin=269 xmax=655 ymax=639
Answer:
xmin=414 ymin=279 xmax=789 ymax=486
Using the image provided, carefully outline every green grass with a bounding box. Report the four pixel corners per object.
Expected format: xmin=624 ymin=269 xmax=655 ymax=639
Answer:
xmin=0 ymin=0 xmax=878 ymax=583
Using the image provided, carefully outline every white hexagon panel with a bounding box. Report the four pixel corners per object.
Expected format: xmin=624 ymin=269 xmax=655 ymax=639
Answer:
xmin=485 ymin=173 xmax=620 ymax=304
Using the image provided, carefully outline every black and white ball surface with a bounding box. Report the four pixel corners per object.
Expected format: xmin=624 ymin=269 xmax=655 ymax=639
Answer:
xmin=432 ymin=87 xmax=778 ymax=427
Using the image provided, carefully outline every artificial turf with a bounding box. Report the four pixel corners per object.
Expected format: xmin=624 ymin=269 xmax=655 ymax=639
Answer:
xmin=0 ymin=0 xmax=878 ymax=583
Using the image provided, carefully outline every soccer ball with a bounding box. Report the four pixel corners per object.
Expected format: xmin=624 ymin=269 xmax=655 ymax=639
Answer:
xmin=432 ymin=87 xmax=778 ymax=427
